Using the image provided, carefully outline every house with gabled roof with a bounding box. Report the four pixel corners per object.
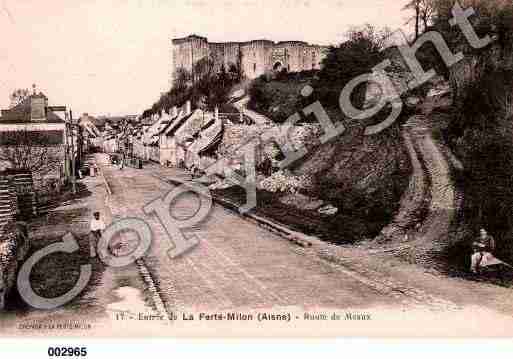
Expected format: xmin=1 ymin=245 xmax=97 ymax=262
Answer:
xmin=158 ymin=102 xmax=193 ymax=166
xmin=0 ymin=89 xmax=68 ymax=190
xmin=158 ymin=103 xmax=224 ymax=169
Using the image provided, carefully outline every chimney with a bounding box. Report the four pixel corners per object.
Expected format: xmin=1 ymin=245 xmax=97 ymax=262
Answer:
xmin=215 ymin=106 xmax=219 ymax=120
xmin=30 ymin=94 xmax=47 ymax=121
xmin=171 ymin=106 xmax=178 ymax=117
xmin=185 ymin=100 xmax=191 ymax=115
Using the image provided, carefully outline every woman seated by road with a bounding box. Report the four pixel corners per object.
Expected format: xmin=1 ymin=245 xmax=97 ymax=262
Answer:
xmin=471 ymin=228 xmax=500 ymax=274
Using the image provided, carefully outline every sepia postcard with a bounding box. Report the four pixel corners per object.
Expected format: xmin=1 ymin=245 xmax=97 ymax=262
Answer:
xmin=1 ymin=0 xmax=513 ymax=341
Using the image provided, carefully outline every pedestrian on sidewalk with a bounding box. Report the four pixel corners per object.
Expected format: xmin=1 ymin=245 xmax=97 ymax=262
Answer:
xmin=90 ymin=211 xmax=106 ymax=257
xmin=470 ymin=228 xmax=496 ymax=274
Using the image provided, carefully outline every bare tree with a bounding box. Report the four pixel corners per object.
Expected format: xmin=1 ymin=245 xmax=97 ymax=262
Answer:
xmin=403 ymin=0 xmax=435 ymax=39
xmin=420 ymin=0 xmax=435 ymax=31
xmin=9 ymin=88 xmax=30 ymax=109
xmin=0 ymin=130 xmax=63 ymax=175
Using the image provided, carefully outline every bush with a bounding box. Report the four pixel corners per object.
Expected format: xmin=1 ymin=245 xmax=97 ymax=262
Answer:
xmin=248 ymin=74 xmax=314 ymax=124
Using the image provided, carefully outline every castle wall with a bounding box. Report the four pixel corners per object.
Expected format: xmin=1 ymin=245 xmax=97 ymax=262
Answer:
xmin=240 ymin=40 xmax=274 ymax=79
xmin=311 ymin=45 xmax=324 ymax=70
xmin=208 ymin=43 xmax=227 ymax=73
xmin=278 ymin=41 xmax=306 ymax=73
xmin=209 ymin=42 xmax=241 ymax=73
xmin=224 ymin=43 xmax=241 ymax=71
xmin=172 ymin=35 xmax=209 ymax=83
xmin=171 ymin=35 xmax=328 ymax=85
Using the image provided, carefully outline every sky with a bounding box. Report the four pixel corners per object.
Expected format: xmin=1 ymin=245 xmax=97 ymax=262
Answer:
xmin=0 ymin=0 xmax=409 ymax=117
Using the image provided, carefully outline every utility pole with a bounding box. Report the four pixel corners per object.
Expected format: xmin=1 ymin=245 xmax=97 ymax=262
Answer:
xmin=64 ymin=110 xmax=69 ymax=187
xmin=191 ymin=42 xmax=195 ymax=84
xmin=77 ymin=120 xmax=83 ymax=168
xmin=70 ymin=109 xmax=76 ymax=194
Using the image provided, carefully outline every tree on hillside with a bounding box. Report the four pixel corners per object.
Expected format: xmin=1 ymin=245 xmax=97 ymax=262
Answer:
xmin=173 ymin=67 xmax=192 ymax=91
xmin=403 ymin=0 xmax=435 ymax=39
xmin=315 ymin=24 xmax=390 ymax=110
xmin=432 ymin=0 xmax=513 ymax=49
xmin=145 ymin=53 xmax=243 ymax=117
xmin=196 ymin=64 xmax=234 ymax=109
xmin=193 ymin=55 xmax=218 ymax=83
xmin=141 ymin=109 xmax=153 ymax=119
xmin=228 ymin=62 xmax=243 ymax=82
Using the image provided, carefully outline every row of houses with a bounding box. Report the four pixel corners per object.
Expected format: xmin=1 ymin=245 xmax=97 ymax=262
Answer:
xmin=127 ymin=101 xmax=226 ymax=171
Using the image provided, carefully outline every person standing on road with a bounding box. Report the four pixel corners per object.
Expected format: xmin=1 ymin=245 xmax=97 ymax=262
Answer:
xmin=471 ymin=228 xmax=496 ymax=274
xmin=120 ymin=152 xmax=125 ymax=170
xmin=90 ymin=212 xmax=106 ymax=257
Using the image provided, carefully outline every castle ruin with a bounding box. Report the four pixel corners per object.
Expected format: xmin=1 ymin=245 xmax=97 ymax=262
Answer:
xmin=171 ymin=34 xmax=328 ymax=85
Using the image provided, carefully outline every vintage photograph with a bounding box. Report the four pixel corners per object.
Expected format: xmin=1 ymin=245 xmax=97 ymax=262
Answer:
xmin=1 ymin=0 xmax=513 ymax=338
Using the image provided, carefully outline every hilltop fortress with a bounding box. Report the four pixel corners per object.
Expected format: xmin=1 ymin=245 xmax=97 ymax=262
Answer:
xmin=171 ymin=34 xmax=328 ymax=84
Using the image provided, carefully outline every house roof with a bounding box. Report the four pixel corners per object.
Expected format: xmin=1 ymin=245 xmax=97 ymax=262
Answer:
xmin=0 ymin=93 xmax=65 ymax=124
xmin=164 ymin=112 xmax=194 ymax=137
xmin=157 ymin=117 xmax=180 ymax=135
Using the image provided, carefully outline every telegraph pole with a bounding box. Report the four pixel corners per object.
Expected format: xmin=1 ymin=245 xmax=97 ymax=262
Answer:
xmin=64 ymin=110 xmax=69 ymax=187
xmin=70 ymin=110 xmax=76 ymax=194
xmin=77 ymin=120 xmax=83 ymax=168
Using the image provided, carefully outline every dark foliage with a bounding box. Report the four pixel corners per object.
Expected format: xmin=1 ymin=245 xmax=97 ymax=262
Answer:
xmin=143 ymin=62 xmax=241 ymax=117
xmin=434 ymin=1 xmax=513 ymax=265
xmin=313 ymin=24 xmax=389 ymax=110
xmin=445 ymin=70 xmax=513 ymax=260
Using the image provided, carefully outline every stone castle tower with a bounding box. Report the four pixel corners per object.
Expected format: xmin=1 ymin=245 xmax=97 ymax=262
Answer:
xmin=171 ymin=34 xmax=328 ymax=85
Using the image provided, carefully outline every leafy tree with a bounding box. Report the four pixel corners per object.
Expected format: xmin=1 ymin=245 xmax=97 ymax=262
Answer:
xmin=173 ymin=67 xmax=191 ymax=91
xmin=314 ymin=24 xmax=390 ymax=110
xmin=144 ymin=59 xmax=240 ymax=117
xmin=228 ymin=62 xmax=242 ymax=82
xmin=193 ymin=56 xmax=216 ymax=82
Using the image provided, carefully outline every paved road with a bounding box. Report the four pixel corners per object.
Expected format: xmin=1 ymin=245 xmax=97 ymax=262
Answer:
xmin=95 ymin=154 xmax=513 ymax=337
xmin=4 ymin=153 xmax=512 ymax=337
xmin=99 ymin=155 xmax=400 ymax=314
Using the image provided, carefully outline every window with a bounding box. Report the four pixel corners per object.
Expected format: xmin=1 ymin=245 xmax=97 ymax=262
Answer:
xmin=254 ymin=63 xmax=256 ymax=72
